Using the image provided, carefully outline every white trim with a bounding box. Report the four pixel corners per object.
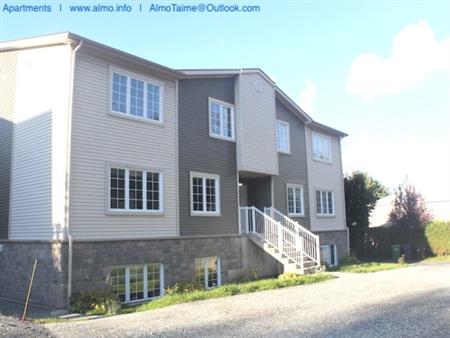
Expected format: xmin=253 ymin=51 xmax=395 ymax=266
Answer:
xmin=190 ymin=171 xmax=221 ymax=216
xmin=109 ymin=66 xmax=165 ymax=124
xmin=316 ymin=190 xmax=335 ymax=217
xmin=107 ymin=165 xmax=164 ymax=214
xmin=208 ymin=97 xmax=235 ymax=142
xmin=276 ymin=120 xmax=290 ymax=154
xmin=311 ymin=131 xmax=332 ymax=163
xmin=286 ymin=183 xmax=304 ymax=217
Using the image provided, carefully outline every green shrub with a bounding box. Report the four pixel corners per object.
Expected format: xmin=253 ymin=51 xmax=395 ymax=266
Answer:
xmin=165 ymin=283 xmax=203 ymax=295
xmin=425 ymin=221 xmax=450 ymax=256
xmin=340 ymin=255 xmax=361 ymax=265
xmin=70 ymin=290 xmax=121 ymax=315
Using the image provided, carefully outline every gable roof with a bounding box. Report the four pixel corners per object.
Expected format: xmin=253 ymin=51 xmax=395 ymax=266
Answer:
xmin=180 ymin=68 xmax=347 ymax=138
xmin=0 ymin=32 xmax=183 ymax=80
xmin=1 ymin=32 xmax=348 ymax=138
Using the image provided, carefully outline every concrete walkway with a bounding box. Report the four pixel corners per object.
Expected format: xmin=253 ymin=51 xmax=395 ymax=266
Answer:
xmin=44 ymin=263 xmax=450 ymax=337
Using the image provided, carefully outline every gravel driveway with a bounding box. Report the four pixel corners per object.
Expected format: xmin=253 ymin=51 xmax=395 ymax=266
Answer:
xmin=15 ymin=263 xmax=450 ymax=337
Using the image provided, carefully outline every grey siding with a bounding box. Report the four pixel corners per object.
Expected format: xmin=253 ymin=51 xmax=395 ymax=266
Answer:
xmin=178 ymin=78 xmax=238 ymax=236
xmin=0 ymin=52 xmax=17 ymax=239
xmin=273 ymin=99 xmax=310 ymax=229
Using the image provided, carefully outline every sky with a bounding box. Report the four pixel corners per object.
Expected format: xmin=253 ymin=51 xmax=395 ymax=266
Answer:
xmin=1 ymin=0 xmax=449 ymax=200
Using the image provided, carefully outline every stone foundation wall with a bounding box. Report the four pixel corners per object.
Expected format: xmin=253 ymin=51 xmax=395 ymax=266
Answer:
xmin=0 ymin=236 xmax=281 ymax=309
xmin=315 ymin=229 xmax=349 ymax=262
xmin=0 ymin=241 xmax=68 ymax=308
xmin=71 ymin=235 xmax=280 ymax=295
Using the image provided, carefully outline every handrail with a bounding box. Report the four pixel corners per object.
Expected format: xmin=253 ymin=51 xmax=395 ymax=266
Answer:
xmin=264 ymin=207 xmax=319 ymax=241
xmin=264 ymin=207 xmax=320 ymax=265
xmin=240 ymin=206 xmax=322 ymax=273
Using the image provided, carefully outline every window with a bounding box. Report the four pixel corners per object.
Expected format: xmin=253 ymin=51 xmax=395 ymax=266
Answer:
xmin=195 ymin=257 xmax=221 ymax=289
xmin=110 ymin=167 xmax=162 ymax=212
xmin=111 ymin=264 xmax=163 ymax=304
xmin=316 ymin=190 xmax=334 ymax=216
xmin=286 ymin=184 xmax=304 ymax=216
xmin=111 ymin=70 xmax=163 ymax=122
xmin=209 ymin=98 xmax=235 ymax=140
xmin=312 ymin=132 xmax=332 ymax=162
xmin=276 ymin=120 xmax=290 ymax=153
xmin=320 ymin=245 xmax=338 ymax=266
xmin=190 ymin=172 xmax=220 ymax=216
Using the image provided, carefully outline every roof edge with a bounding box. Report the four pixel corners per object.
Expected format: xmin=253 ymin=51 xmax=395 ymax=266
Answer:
xmin=0 ymin=32 xmax=183 ymax=79
xmin=179 ymin=68 xmax=276 ymax=86
xmin=307 ymin=121 xmax=348 ymax=138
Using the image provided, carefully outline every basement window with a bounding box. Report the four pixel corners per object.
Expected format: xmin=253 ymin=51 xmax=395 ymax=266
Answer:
xmin=111 ymin=263 xmax=164 ymax=304
xmin=320 ymin=245 xmax=338 ymax=267
xmin=195 ymin=257 xmax=221 ymax=289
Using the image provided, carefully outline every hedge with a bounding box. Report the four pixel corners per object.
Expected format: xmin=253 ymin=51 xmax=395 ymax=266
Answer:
xmin=425 ymin=221 xmax=450 ymax=256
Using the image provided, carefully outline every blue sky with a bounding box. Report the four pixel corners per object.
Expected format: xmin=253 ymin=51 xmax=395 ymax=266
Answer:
xmin=1 ymin=0 xmax=449 ymax=199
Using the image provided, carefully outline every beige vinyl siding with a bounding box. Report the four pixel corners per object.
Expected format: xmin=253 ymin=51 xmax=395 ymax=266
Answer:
xmin=235 ymin=73 xmax=279 ymax=175
xmin=305 ymin=127 xmax=346 ymax=232
xmin=7 ymin=45 xmax=72 ymax=240
xmin=69 ymin=51 xmax=178 ymax=240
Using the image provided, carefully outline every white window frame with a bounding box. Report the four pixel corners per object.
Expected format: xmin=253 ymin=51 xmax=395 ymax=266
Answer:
xmin=312 ymin=131 xmax=332 ymax=163
xmin=286 ymin=183 xmax=304 ymax=217
xmin=112 ymin=263 xmax=164 ymax=304
xmin=108 ymin=166 xmax=164 ymax=214
xmin=195 ymin=257 xmax=221 ymax=289
xmin=110 ymin=67 xmax=164 ymax=124
xmin=320 ymin=245 xmax=338 ymax=266
xmin=190 ymin=171 xmax=221 ymax=216
xmin=276 ymin=120 xmax=291 ymax=154
xmin=316 ymin=190 xmax=335 ymax=217
xmin=208 ymin=97 xmax=235 ymax=141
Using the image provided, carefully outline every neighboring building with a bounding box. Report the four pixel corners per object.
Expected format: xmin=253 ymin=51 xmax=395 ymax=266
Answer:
xmin=0 ymin=33 xmax=348 ymax=309
xmin=370 ymin=195 xmax=450 ymax=228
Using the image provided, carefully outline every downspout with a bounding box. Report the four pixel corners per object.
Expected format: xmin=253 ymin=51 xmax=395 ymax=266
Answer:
xmin=65 ymin=39 xmax=83 ymax=307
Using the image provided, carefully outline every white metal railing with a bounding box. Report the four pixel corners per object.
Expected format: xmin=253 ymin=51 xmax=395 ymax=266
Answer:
xmin=264 ymin=207 xmax=321 ymax=267
xmin=240 ymin=206 xmax=314 ymax=273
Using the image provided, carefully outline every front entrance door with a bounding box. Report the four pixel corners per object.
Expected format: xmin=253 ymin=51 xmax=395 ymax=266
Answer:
xmin=239 ymin=183 xmax=248 ymax=207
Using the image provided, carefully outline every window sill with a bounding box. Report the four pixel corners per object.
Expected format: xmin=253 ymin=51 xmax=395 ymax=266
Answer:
xmin=312 ymin=157 xmax=333 ymax=164
xmin=190 ymin=211 xmax=221 ymax=217
xmin=209 ymin=133 xmax=236 ymax=143
xmin=316 ymin=214 xmax=336 ymax=218
xmin=108 ymin=111 xmax=165 ymax=126
xmin=288 ymin=213 xmax=305 ymax=218
xmin=106 ymin=210 xmax=165 ymax=216
xmin=278 ymin=150 xmax=291 ymax=155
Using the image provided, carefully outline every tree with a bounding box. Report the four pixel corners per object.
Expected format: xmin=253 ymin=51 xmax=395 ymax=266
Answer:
xmin=389 ymin=181 xmax=432 ymax=245
xmin=344 ymin=171 xmax=388 ymax=229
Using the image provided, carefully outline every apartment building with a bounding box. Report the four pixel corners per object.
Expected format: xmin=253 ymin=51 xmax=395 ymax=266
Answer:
xmin=0 ymin=33 xmax=348 ymax=308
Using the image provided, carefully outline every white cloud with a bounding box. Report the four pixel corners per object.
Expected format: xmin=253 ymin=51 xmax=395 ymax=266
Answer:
xmin=298 ymin=80 xmax=317 ymax=114
xmin=346 ymin=20 xmax=450 ymax=99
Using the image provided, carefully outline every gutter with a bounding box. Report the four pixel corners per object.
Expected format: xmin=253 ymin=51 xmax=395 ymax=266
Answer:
xmin=65 ymin=39 xmax=83 ymax=307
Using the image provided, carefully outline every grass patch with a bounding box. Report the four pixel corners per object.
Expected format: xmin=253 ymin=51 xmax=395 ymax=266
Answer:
xmin=419 ymin=255 xmax=450 ymax=263
xmin=120 ymin=272 xmax=334 ymax=314
xmin=329 ymin=262 xmax=406 ymax=273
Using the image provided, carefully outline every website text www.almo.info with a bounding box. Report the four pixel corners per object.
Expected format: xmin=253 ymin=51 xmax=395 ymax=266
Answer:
xmin=2 ymin=3 xmax=261 ymax=14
